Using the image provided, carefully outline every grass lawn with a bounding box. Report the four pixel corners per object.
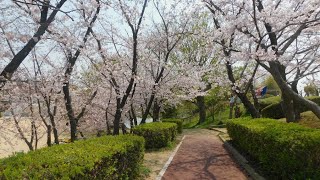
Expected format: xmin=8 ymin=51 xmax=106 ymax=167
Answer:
xmin=299 ymin=111 xmax=320 ymax=129
xmin=279 ymin=111 xmax=320 ymax=129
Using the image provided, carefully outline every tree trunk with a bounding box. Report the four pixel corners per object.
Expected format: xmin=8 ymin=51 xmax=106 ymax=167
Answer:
xmin=225 ymin=62 xmax=260 ymax=118
xmin=229 ymin=104 xmax=234 ymax=119
xmin=63 ymin=83 xmax=77 ymax=142
xmin=196 ymin=96 xmax=206 ymax=124
xmin=0 ymin=0 xmax=67 ymax=83
xmin=48 ymin=115 xmax=59 ymax=145
xmin=250 ymin=84 xmax=260 ymax=111
xmin=281 ymin=92 xmax=296 ymax=122
xmin=131 ymin=105 xmax=138 ymax=126
xmin=47 ymin=125 xmax=52 ymax=147
xmin=113 ymin=102 xmax=121 ymax=135
xmin=269 ymin=62 xmax=320 ymax=120
xmin=106 ymin=121 xmax=112 ymax=135
xmin=237 ymin=93 xmax=260 ymax=118
xmin=152 ymin=99 xmax=161 ymax=122
xmin=141 ymin=93 xmax=156 ymax=124
xmin=291 ymin=81 xmax=301 ymax=121
xmin=121 ymin=123 xmax=127 ymax=134
xmin=129 ymin=114 xmax=134 ymax=133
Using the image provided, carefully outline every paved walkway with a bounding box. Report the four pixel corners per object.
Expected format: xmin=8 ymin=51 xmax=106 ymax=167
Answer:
xmin=162 ymin=131 xmax=248 ymax=180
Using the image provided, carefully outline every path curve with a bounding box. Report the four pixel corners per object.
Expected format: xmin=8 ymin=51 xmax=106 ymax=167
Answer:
xmin=161 ymin=131 xmax=247 ymax=180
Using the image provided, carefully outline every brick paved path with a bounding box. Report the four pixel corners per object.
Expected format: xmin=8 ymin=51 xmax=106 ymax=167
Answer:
xmin=162 ymin=133 xmax=248 ymax=180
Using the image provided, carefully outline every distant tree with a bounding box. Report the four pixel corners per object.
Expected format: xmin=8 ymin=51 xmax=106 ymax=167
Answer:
xmin=304 ymin=84 xmax=319 ymax=97
xmin=261 ymin=76 xmax=280 ymax=96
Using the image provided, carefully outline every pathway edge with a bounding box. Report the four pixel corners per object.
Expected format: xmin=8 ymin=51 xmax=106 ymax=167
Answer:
xmin=156 ymin=135 xmax=186 ymax=180
xmin=218 ymin=134 xmax=265 ymax=180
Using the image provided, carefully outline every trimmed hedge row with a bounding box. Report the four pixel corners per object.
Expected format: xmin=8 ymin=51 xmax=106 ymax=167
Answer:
xmin=162 ymin=118 xmax=183 ymax=133
xmin=227 ymin=118 xmax=320 ymax=179
xmin=261 ymin=96 xmax=320 ymax=119
xmin=132 ymin=122 xmax=177 ymax=149
xmin=0 ymin=135 xmax=144 ymax=179
xmin=258 ymin=96 xmax=281 ymax=110
xmin=261 ymin=103 xmax=284 ymax=119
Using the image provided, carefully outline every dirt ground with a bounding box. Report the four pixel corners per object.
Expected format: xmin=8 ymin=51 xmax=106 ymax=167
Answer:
xmin=0 ymin=118 xmax=46 ymax=158
xmin=0 ymin=118 xmax=70 ymax=158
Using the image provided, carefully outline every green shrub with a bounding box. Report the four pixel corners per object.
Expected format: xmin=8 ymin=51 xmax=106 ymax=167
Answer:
xmin=261 ymin=103 xmax=284 ymax=119
xmin=0 ymin=135 xmax=144 ymax=179
xmin=261 ymin=96 xmax=320 ymax=119
xmin=132 ymin=122 xmax=177 ymax=149
xmin=227 ymin=118 xmax=320 ymax=179
xmin=258 ymin=96 xmax=281 ymax=110
xmin=162 ymin=118 xmax=183 ymax=133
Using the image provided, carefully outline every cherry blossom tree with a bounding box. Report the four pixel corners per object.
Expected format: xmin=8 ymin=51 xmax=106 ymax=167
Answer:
xmin=203 ymin=0 xmax=320 ymax=122
xmin=0 ymin=0 xmax=67 ymax=87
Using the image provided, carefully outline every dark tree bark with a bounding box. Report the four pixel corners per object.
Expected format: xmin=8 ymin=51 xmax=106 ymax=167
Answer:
xmin=269 ymin=61 xmax=320 ymax=120
xmin=196 ymin=96 xmax=206 ymax=124
xmin=121 ymin=123 xmax=127 ymax=134
xmin=61 ymin=1 xmax=100 ymax=140
xmin=226 ymin=62 xmax=260 ymax=118
xmin=291 ymin=81 xmax=301 ymax=120
xmin=0 ymin=0 xmax=67 ymax=86
xmin=253 ymin=0 xmax=320 ymax=121
xmin=47 ymin=125 xmax=52 ymax=147
xmin=140 ymin=2 xmax=185 ymax=124
xmin=12 ymin=110 xmax=35 ymax=151
xmin=131 ymin=105 xmax=138 ymax=126
xmin=152 ymin=99 xmax=161 ymax=122
xmin=113 ymin=100 xmax=122 ymax=135
xmin=112 ymin=0 xmax=148 ymax=134
xmin=45 ymin=98 xmax=59 ymax=145
xmin=250 ymin=84 xmax=260 ymax=111
xmin=63 ymin=83 xmax=77 ymax=141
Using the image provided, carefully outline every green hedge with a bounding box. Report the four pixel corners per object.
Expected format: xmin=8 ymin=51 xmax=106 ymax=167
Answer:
xmin=261 ymin=103 xmax=284 ymax=119
xmin=162 ymin=118 xmax=183 ymax=133
xmin=132 ymin=122 xmax=177 ymax=149
xmin=258 ymin=96 xmax=281 ymax=110
xmin=261 ymin=96 xmax=320 ymax=119
xmin=0 ymin=135 xmax=144 ymax=179
xmin=227 ymin=118 xmax=320 ymax=179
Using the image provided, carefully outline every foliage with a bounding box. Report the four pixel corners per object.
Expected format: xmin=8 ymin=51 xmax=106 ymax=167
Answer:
xmin=261 ymin=103 xmax=284 ymax=119
xmin=258 ymin=96 xmax=281 ymax=110
xmin=182 ymin=115 xmax=199 ymax=129
xmin=175 ymin=101 xmax=198 ymax=119
xmin=261 ymin=96 xmax=320 ymax=119
xmin=304 ymin=84 xmax=319 ymax=97
xmin=132 ymin=122 xmax=177 ymax=150
xmin=260 ymin=76 xmax=280 ymax=96
xmin=299 ymin=111 xmax=320 ymax=129
xmin=161 ymin=105 xmax=179 ymax=119
xmin=162 ymin=119 xmax=183 ymax=133
xmin=0 ymin=135 xmax=145 ymax=179
xmin=227 ymin=118 xmax=320 ymax=179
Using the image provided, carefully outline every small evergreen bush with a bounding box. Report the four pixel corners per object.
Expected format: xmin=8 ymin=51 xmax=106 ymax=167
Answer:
xmin=261 ymin=103 xmax=283 ymax=119
xmin=162 ymin=118 xmax=183 ymax=133
xmin=0 ymin=135 xmax=144 ymax=179
xmin=258 ymin=96 xmax=281 ymax=110
xmin=227 ymin=118 xmax=320 ymax=179
xmin=132 ymin=122 xmax=177 ymax=149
